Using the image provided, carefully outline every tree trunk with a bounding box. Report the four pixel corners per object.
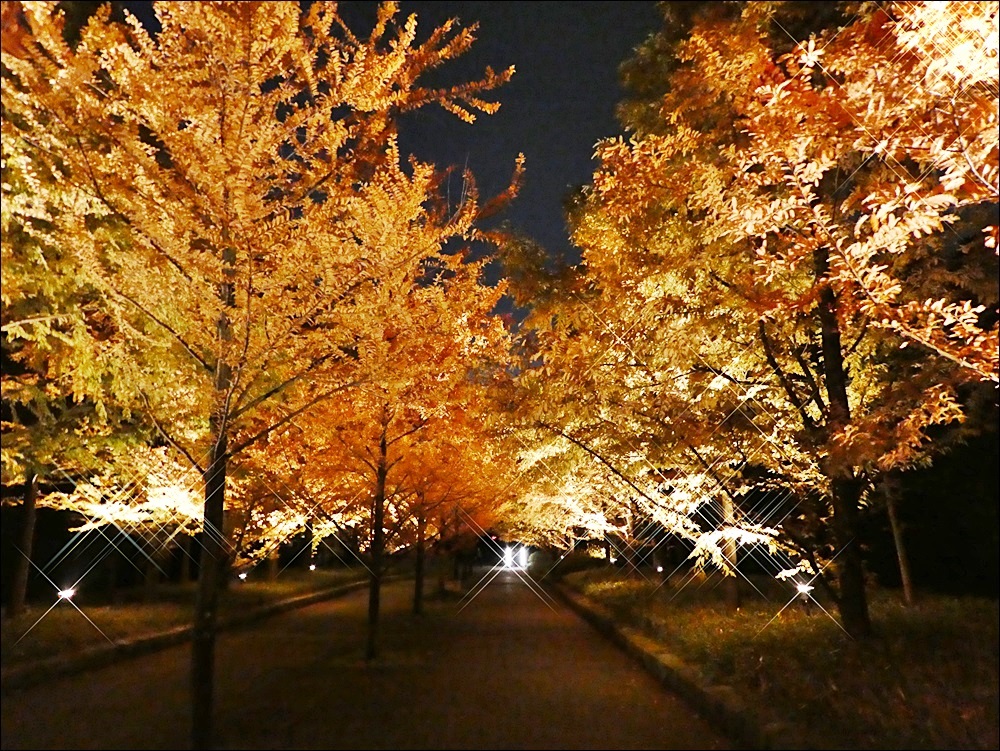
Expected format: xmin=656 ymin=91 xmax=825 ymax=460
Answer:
xmin=179 ymin=533 xmax=192 ymax=584
xmin=7 ymin=471 xmax=38 ymax=619
xmin=816 ymin=247 xmax=872 ymax=639
xmin=106 ymin=543 xmax=122 ymax=603
xmin=304 ymin=516 xmax=315 ymax=570
xmin=267 ymin=550 xmax=280 ymax=581
xmin=143 ymin=545 xmax=162 ymax=602
xmin=413 ymin=512 xmax=426 ymax=616
xmin=436 ymin=517 xmax=449 ymax=595
xmin=191 ymin=436 xmax=228 ymax=750
xmin=829 ymin=475 xmax=871 ymax=635
xmin=365 ymin=423 xmax=388 ymax=662
xmin=721 ymin=492 xmax=741 ymax=609
xmin=192 ymin=240 xmax=236 ymax=750
xmin=885 ymin=478 xmax=914 ymax=606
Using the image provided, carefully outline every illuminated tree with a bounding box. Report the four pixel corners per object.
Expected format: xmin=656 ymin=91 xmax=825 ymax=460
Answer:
xmin=520 ymin=1 xmax=996 ymax=638
xmin=1 ymin=55 xmax=150 ymax=616
xmin=397 ymin=405 xmax=513 ymax=614
xmin=285 ymin=249 xmax=513 ymax=658
xmin=2 ymin=1 xmax=514 ymax=744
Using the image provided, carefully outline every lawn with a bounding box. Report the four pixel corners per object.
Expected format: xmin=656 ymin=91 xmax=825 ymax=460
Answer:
xmin=1 ymin=568 xmax=368 ymax=668
xmin=557 ymin=563 xmax=999 ymax=750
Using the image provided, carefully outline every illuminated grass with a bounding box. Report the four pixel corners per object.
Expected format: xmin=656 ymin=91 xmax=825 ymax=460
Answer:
xmin=1 ymin=569 xmax=366 ymax=667
xmin=564 ymin=567 xmax=1000 ymax=750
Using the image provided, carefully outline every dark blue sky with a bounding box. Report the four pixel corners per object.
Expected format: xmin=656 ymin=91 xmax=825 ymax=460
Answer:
xmin=121 ymin=1 xmax=662 ymax=270
xmin=354 ymin=2 xmax=663 ymax=267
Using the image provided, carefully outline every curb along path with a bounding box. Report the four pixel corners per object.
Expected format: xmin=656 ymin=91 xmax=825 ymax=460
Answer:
xmin=547 ymin=581 xmax=800 ymax=750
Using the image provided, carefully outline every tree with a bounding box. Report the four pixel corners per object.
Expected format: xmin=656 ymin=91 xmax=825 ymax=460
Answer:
xmin=2 ymin=1 xmax=515 ymax=744
xmin=1 ymin=57 xmax=148 ymax=617
xmin=42 ymin=444 xmax=203 ymax=595
xmin=284 ymin=247 xmax=513 ymax=659
xmin=402 ymin=399 xmax=519 ymax=613
xmin=518 ymin=0 xmax=996 ymax=639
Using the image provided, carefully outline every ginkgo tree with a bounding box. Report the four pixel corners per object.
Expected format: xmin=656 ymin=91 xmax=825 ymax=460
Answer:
xmin=280 ymin=246 xmax=514 ymax=659
xmin=42 ymin=444 xmax=204 ymax=592
xmin=1 ymin=72 xmax=152 ymax=617
xmin=2 ymin=1 xmax=518 ymax=745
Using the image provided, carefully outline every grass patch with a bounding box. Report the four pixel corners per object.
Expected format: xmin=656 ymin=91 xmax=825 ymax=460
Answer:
xmin=563 ymin=566 xmax=999 ymax=750
xmin=1 ymin=568 xmax=367 ymax=668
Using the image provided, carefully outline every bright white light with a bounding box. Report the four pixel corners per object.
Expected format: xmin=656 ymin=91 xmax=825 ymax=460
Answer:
xmin=518 ymin=548 xmax=528 ymax=568
xmin=656 ymin=566 xmax=664 ymax=573
xmin=504 ymin=547 xmax=515 ymax=568
xmin=57 ymin=588 xmax=76 ymax=600
xmin=309 ymin=564 xmax=316 ymax=571
xmin=609 ymin=556 xmax=617 ymax=564
xmin=796 ymin=582 xmax=814 ymax=595
xmin=238 ymin=572 xmax=247 ymax=581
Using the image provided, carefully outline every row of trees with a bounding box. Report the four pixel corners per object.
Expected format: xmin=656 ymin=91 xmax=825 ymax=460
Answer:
xmin=497 ymin=0 xmax=997 ymax=640
xmin=2 ymin=2 xmax=522 ymax=747
xmin=2 ymin=1 xmax=997 ymax=746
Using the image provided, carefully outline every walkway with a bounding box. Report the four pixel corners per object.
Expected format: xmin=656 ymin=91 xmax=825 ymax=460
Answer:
xmin=1 ymin=569 xmax=734 ymax=750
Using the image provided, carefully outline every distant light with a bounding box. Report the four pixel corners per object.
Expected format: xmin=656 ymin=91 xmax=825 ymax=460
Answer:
xmin=656 ymin=566 xmax=664 ymax=573
xmin=796 ymin=582 xmax=813 ymax=595
xmin=57 ymin=588 xmax=76 ymax=600
xmin=309 ymin=564 xmax=316 ymax=571
xmin=609 ymin=556 xmax=617 ymax=564
xmin=504 ymin=547 xmax=515 ymax=568
xmin=238 ymin=572 xmax=247 ymax=581
xmin=518 ymin=548 xmax=528 ymax=568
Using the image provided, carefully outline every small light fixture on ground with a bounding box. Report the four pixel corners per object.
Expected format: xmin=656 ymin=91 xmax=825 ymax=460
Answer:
xmin=57 ymin=587 xmax=76 ymax=600
xmin=309 ymin=564 xmax=316 ymax=571
xmin=796 ymin=582 xmax=815 ymax=612
xmin=238 ymin=572 xmax=248 ymax=581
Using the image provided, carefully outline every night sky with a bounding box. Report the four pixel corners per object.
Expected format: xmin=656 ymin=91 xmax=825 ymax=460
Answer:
xmin=121 ymin=1 xmax=664 ymax=275
xmin=363 ymin=1 xmax=664 ymax=266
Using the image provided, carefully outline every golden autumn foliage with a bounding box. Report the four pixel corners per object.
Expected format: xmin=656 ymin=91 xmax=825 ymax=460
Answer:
xmin=596 ymin=0 xmax=998 ymax=382
xmin=512 ymin=0 xmax=997 ymax=640
xmin=2 ymin=0 xmax=520 ymax=536
xmin=269 ymin=252 xmax=512 ymax=555
xmin=2 ymin=1 xmax=519 ymax=743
